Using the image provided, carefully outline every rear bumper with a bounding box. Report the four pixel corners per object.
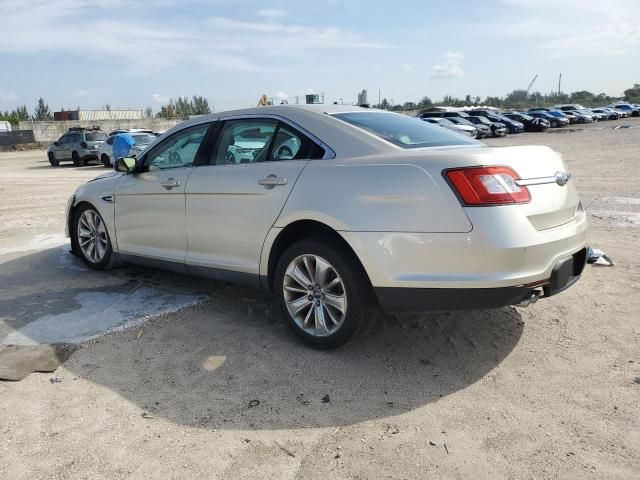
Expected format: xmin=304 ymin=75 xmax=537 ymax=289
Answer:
xmin=375 ymin=247 xmax=587 ymax=312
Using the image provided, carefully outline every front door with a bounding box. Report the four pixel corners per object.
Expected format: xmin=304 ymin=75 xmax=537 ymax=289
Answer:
xmin=114 ymin=123 xmax=210 ymax=263
xmin=185 ymin=118 xmax=322 ymax=275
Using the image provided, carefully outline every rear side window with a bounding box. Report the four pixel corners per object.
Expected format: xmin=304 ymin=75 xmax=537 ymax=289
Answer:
xmin=333 ymin=112 xmax=479 ymax=148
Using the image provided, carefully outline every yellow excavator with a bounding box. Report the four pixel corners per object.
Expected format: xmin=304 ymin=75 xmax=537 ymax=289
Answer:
xmin=257 ymin=95 xmax=270 ymax=107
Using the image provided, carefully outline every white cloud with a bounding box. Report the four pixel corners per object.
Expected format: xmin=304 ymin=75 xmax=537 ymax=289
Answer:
xmin=431 ymin=51 xmax=464 ymax=79
xmin=0 ymin=3 xmax=389 ymax=75
xmin=489 ymin=0 xmax=640 ymax=58
xmin=258 ymin=8 xmax=286 ymax=18
xmin=152 ymin=94 xmax=169 ymax=103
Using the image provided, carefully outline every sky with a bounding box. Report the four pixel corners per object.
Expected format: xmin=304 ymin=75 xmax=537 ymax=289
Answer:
xmin=1 ymin=0 xmax=639 ymax=114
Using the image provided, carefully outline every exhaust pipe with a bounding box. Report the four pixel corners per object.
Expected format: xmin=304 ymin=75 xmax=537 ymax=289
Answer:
xmin=514 ymin=290 xmax=543 ymax=308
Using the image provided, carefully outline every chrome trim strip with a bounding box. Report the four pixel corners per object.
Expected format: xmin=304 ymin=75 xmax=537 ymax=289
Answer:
xmin=516 ymin=172 xmax=571 ymax=187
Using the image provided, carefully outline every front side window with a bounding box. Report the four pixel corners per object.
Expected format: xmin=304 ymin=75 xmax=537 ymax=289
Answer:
xmin=143 ymin=124 xmax=209 ymax=170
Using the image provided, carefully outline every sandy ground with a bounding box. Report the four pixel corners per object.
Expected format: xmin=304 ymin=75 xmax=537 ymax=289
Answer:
xmin=0 ymin=121 xmax=639 ymax=479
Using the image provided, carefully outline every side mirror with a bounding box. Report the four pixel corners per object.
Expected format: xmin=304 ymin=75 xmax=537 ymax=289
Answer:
xmin=115 ymin=157 xmax=137 ymax=173
xmin=54 ymin=141 xmax=59 ymax=147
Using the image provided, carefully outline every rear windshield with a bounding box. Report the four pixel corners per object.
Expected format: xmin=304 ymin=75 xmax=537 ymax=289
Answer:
xmin=132 ymin=133 xmax=156 ymax=144
xmin=85 ymin=132 xmax=107 ymax=141
xmin=333 ymin=112 xmax=480 ymax=149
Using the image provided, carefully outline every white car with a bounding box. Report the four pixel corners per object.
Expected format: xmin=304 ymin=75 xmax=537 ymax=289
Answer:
xmin=99 ymin=131 xmax=158 ymax=167
xmin=65 ymin=105 xmax=588 ymax=348
xmin=421 ymin=117 xmax=478 ymax=138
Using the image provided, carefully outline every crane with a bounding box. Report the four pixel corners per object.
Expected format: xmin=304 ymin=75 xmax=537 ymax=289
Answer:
xmin=525 ymin=74 xmax=538 ymax=96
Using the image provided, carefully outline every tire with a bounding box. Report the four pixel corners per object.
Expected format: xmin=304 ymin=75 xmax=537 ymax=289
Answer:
xmin=71 ymin=204 xmax=114 ymax=270
xmin=102 ymin=154 xmax=111 ymax=168
xmin=551 ymin=121 xmax=558 ymax=128
xmin=274 ymin=238 xmax=376 ymax=349
xmin=632 ymin=111 xmax=639 ymax=118
xmin=48 ymin=152 xmax=58 ymax=167
xmin=577 ymin=118 xmax=585 ymax=124
xmin=72 ymin=151 xmax=81 ymax=167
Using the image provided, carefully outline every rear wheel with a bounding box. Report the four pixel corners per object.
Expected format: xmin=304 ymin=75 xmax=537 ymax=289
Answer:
xmin=577 ymin=117 xmax=585 ymax=124
xmin=48 ymin=152 xmax=58 ymax=166
xmin=275 ymin=239 xmax=375 ymax=349
xmin=102 ymin=154 xmax=111 ymax=168
xmin=71 ymin=204 xmax=114 ymax=270
xmin=632 ymin=111 xmax=640 ymax=118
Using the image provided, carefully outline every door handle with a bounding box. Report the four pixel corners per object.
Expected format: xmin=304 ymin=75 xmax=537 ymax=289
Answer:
xmin=160 ymin=178 xmax=180 ymax=190
xmin=258 ymin=174 xmax=287 ymax=189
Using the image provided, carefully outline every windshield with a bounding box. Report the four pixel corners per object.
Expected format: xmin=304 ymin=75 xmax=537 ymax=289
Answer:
xmin=85 ymin=132 xmax=107 ymax=141
xmin=132 ymin=133 xmax=156 ymax=145
xmin=333 ymin=112 xmax=480 ymax=148
xmin=470 ymin=116 xmax=491 ymax=125
xmin=515 ymin=113 xmax=533 ymax=120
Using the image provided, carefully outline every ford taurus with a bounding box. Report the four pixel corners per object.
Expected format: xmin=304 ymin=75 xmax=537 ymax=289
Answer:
xmin=65 ymin=105 xmax=588 ymax=348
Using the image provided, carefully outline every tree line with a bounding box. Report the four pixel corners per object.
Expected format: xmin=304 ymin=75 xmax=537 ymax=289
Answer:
xmin=0 ymin=95 xmax=213 ymax=126
xmin=3 ymin=86 xmax=639 ymax=126
xmin=375 ymin=83 xmax=640 ymax=112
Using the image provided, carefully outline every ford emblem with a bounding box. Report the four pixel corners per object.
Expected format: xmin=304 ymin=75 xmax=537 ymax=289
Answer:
xmin=555 ymin=171 xmax=571 ymax=186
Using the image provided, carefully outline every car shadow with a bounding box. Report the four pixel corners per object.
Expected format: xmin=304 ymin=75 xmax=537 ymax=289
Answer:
xmin=27 ymin=163 xmax=107 ymax=170
xmin=1 ymin=247 xmax=524 ymax=430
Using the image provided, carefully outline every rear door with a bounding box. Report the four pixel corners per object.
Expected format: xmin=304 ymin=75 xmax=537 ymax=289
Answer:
xmin=185 ymin=118 xmax=324 ymax=275
xmin=114 ymin=123 xmax=211 ymax=263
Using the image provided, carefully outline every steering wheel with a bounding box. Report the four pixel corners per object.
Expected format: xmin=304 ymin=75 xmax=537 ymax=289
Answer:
xmin=168 ymin=151 xmax=182 ymax=165
xmin=277 ymin=146 xmax=293 ymax=159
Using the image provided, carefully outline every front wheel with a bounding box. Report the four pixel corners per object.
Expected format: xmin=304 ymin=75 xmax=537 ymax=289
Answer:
xmin=551 ymin=121 xmax=559 ymax=128
xmin=72 ymin=204 xmax=114 ymax=270
xmin=275 ymin=239 xmax=375 ymax=349
xmin=48 ymin=152 xmax=58 ymax=166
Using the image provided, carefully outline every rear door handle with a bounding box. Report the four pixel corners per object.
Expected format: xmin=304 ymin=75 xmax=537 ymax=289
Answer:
xmin=258 ymin=174 xmax=287 ymax=189
xmin=160 ymin=178 xmax=180 ymax=190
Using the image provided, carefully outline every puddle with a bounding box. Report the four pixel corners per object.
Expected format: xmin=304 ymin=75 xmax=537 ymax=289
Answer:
xmin=2 ymin=286 xmax=205 ymax=346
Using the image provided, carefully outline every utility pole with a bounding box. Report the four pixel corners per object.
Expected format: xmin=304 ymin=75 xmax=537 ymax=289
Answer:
xmin=558 ymin=73 xmax=562 ymax=101
xmin=378 ymin=89 xmax=381 ymax=107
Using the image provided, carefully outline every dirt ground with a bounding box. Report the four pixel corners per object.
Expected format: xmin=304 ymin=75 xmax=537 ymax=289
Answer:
xmin=1 ymin=120 xmax=639 ymax=479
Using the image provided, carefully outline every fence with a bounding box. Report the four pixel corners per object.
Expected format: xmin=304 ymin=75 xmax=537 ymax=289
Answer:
xmin=19 ymin=119 xmax=182 ymax=143
xmin=0 ymin=130 xmax=36 ymax=146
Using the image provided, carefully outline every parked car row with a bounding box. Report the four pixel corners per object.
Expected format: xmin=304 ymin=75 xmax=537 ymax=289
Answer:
xmin=47 ymin=127 xmax=163 ymax=167
xmin=418 ymin=102 xmax=639 ymax=138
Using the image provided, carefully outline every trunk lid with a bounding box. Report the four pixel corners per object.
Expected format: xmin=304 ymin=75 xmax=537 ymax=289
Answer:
xmin=466 ymin=145 xmax=580 ymax=230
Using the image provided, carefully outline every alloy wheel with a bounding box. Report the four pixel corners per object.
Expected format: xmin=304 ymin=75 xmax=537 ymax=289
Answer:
xmin=77 ymin=209 xmax=108 ymax=263
xmin=283 ymin=254 xmax=347 ymax=337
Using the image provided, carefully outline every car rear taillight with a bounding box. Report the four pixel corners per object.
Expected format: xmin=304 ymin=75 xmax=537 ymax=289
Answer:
xmin=445 ymin=166 xmax=530 ymax=206
xmin=80 ymin=141 xmax=88 ymax=149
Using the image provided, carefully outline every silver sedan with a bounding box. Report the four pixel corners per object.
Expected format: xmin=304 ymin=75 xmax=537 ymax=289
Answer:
xmin=65 ymin=105 xmax=588 ymax=348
